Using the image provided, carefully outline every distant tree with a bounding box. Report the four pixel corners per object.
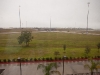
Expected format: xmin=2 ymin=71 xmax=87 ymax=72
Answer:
xmin=18 ymin=31 xmax=33 ymax=46
xmin=63 ymin=44 xmax=66 ymax=51
xmin=63 ymin=44 xmax=66 ymax=54
xmin=97 ymin=42 xmax=100 ymax=52
xmin=84 ymin=46 xmax=91 ymax=57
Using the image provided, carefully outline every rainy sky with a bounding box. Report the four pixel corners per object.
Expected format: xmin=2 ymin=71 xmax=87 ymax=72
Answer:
xmin=0 ymin=0 xmax=100 ymax=29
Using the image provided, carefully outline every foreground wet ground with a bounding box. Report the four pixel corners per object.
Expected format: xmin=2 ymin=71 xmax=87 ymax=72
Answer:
xmin=0 ymin=60 xmax=100 ymax=75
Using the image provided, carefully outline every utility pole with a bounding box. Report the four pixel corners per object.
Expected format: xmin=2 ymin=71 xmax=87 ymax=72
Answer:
xmin=87 ymin=2 xmax=90 ymax=34
xmin=19 ymin=6 xmax=21 ymax=28
xmin=50 ymin=17 xmax=51 ymax=31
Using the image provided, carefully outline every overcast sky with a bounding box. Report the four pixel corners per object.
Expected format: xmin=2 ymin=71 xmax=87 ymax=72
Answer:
xmin=0 ymin=0 xmax=100 ymax=29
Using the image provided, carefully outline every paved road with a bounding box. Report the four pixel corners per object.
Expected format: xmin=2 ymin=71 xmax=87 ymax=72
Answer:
xmin=0 ymin=61 xmax=100 ymax=75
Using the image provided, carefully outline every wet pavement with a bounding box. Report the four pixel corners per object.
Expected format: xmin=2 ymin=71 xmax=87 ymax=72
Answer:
xmin=0 ymin=61 xmax=100 ymax=75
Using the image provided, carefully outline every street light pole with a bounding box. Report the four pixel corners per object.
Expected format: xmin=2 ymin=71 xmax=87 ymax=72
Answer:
xmin=18 ymin=57 xmax=22 ymax=75
xmin=62 ymin=56 xmax=64 ymax=75
xmin=62 ymin=44 xmax=66 ymax=75
xmin=87 ymin=2 xmax=90 ymax=34
xmin=62 ymin=56 xmax=66 ymax=75
xmin=50 ymin=17 xmax=51 ymax=32
xmin=19 ymin=6 xmax=21 ymax=28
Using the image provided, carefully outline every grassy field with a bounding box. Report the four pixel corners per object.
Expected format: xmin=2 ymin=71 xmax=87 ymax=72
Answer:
xmin=0 ymin=32 xmax=100 ymax=59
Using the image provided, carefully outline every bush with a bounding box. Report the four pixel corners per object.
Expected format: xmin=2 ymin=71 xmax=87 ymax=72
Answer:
xmin=3 ymin=59 xmax=6 ymax=62
xmin=73 ymin=57 xmax=76 ymax=60
xmin=30 ymin=58 xmax=33 ymax=61
xmin=62 ymin=57 xmax=69 ymax=60
xmin=12 ymin=58 xmax=16 ymax=62
xmin=77 ymin=57 xmax=80 ymax=59
xmin=34 ymin=58 xmax=37 ymax=61
xmin=46 ymin=57 xmax=50 ymax=61
xmin=8 ymin=59 xmax=11 ymax=62
xmin=69 ymin=57 xmax=72 ymax=60
xmin=49 ymin=57 xmax=53 ymax=61
xmin=85 ymin=56 xmax=87 ymax=59
xmin=38 ymin=58 xmax=41 ymax=61
xmin=97 ymin=56 xmax=100 ymax=58
xmin=81 ymin=57 xmax=84 ymax=59
xmin=58 ymin=57 xmax=62 ymax=60
xmin=25 ymin=59 xmax=28 ymax=62
xmin=21 ymin=58 xmax=26 ymax=62
xmin=21 ymin=58 xmax=28 ymax=62
xmin=55 ymin=57 xmax=58 ymax=60
xmin=42 ymin=57 xmax=45 ymax=61
xmin=65 ymin=57 xmax=69 ymax=60
xmin=94 ymin=56 xmax=98 ymax=59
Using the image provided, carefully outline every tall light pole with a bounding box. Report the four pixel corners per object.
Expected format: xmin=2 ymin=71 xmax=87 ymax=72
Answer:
xmin=62 ymin=56 xmax=66 ymax=75
xmin=17 ymin=57 xmax=22 ymax=75
xmin=19 ymin=6 xmax=21 ymax=28
xmin=50 ymin=17 xmax=51 ymax=31
xmin=87 ymin=2 xmax=90 ymax=34
xmin=62 ymin=44 xmax=66 ymax=75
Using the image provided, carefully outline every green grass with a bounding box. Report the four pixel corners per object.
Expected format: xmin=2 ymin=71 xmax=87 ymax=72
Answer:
xmin=0 ymin=32 xmax=100 ymax=59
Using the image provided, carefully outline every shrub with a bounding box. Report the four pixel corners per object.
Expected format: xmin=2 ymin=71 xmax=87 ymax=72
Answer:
xmin=30 ymin=58 xmax=33 ymax=61
xmin=65 ymin=57 xmax=69 ymax=60
xmin=34 ymin=58 xmax=37 ymax=61
xmin=38 ymin=58 xmax=41 ymax=61
xmin=76 ymin=57 xmax=80 ymax=60
xmin=46 ymin=57 xmax=50 ymax=61
xmin=49 ymin=57 xmax=53 ymax=61
xmin=21 ymin=58 xmax=25 ymax=62
xmin=94 ymin=56 xmax=97 ymax=59
xmin=91 ymin=57 xmax=94 ymax=59
xmin=81 ymin=57 xmax=84 ymax=59
xmin=58 ymin=57 xmax=62 ymax=60
xmin=12 ymin=58 xmax=16 ymax=62
xmin=98 ymin=56 xmax=100 ymax=58
xmin=25 ymin=59 xmax=28 ymax=62
xmin=3 ymin=59 xmax=6 ymax=62
xmin=62 ymin=57 xmax=68 ymax=60
xmin=69 ymin=57 xmax=72 ymax=60
xmin=8 ymin=59 xmax=11 ymax=62
xmin=42 ymin=57 xmax=45 ymax=61
xmin=72 ymin=57 xmax=75 ymax=59
xmin=55 ymin=57 xmax=58 ymax=60
xmin=85 ymin=56 xmax=87 ymax=59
